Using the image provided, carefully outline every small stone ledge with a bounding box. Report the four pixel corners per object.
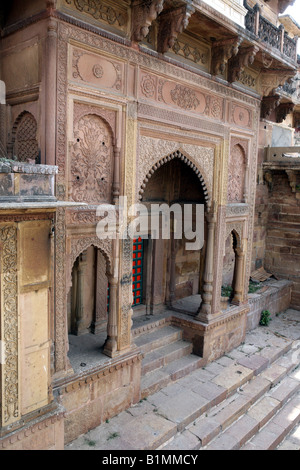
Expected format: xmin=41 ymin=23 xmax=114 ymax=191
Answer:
xmin=0 ymin=160 xmax=58 ymax=175
xmin=247 ymin=279 xmax=293 ymax=331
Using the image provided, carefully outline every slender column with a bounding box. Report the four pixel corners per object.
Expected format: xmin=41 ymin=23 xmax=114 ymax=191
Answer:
xmin=103 ymin=277 xmax=118 ymax=357
xmin=45 ymin=17 xmax=57 ymax=165
xmin=112 ymin=146 xmax=121 ymax=204
xmin=168 ymin=230 xmax=176 ymax=307
xmin=231 ymin=250 xmax=245 ymax=305
xmin=91 ymin=250 xmax=108 ymax=334
xmin=74 ymin=252 xmax=87 ymax=335
xmin=196 ymin=209 xmax=216 ymax=322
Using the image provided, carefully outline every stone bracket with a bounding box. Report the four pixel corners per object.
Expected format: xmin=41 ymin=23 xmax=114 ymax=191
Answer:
xmin=285 ymin=169 xmax=299 ymax=193
xmin=157 ymin=3 xmax=195 ymax=54
xmin=131 ymin=0 xmax=165 ymax=43
xmin=276 ymin=102 xmax=295 ymax=123
xmin=211 ymin=37 xmax=242 ymax=76
xmin=261 ymin=93 xmax=281 ymax=120
xmin=228 ymin=45 xmax=259 ymax=83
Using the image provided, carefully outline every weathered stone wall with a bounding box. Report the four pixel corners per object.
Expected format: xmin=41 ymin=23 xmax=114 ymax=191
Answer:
xmin=264 ymin=172 xmax=300 ymax=310
xmin=55 ymin=353 xmax=142 ymax=444
xmin=247 ymin=279 xmax=292 ymax=331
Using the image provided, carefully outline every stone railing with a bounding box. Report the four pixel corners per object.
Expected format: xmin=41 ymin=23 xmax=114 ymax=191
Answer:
xmin=265 ymin=146 xmax=300 ymax=163
xmin=244 ymin=1 xmax=297 ymax=62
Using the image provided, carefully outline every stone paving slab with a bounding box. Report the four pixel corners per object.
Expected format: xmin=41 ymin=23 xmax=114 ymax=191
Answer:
xmin=212 ymin=364 xmax=254 ymax=395
xmin=237 ymin=354 xmax=269 ymax=375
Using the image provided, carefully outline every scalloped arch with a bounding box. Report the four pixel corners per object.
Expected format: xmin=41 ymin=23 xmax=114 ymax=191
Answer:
xmin=138 ymin=149 xmax=211 ymax=208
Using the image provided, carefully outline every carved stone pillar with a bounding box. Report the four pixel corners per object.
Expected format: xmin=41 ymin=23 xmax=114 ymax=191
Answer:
xmin=112 ymin=146 xmax=121 ymax=204
xmin=103 ymin=276 xmax=118 ymax=357
xmin=91 ymin=250 xmax=108 ymax=334
xmin=232 ymin=249 xmax=245 ymax=305
xmin=45 ymin=17 xmax=57 ymax=165
xmin=196 ymin=209 xmax=216 ymax=322
xmin=73 ymin=251 xmax=87 ymax=336
xmin=168 ymin=232 xmax=176 ymax=307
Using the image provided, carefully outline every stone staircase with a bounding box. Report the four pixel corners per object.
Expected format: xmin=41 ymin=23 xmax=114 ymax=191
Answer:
xmin=132 ymin=316 xmax=204 ymax=399
xmin=65 ymin=309 xmax=300 ymax=451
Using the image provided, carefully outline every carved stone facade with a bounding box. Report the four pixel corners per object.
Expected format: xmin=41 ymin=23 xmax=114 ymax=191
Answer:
xmin=0 ymin=0 xmax=298 ymax=450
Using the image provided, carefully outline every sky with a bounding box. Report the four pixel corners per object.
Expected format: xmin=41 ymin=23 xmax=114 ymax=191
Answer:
xmin=283 ymin=0 xmax=300 ymax=24
xmin=282 ymin=0 xmax=300 ymax=53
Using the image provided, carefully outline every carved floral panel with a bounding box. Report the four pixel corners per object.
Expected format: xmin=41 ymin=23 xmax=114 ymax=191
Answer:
xmin=139 ymin=72 xmax=224 ymax=120
xmin=70 ymin=114 xmax=113 ymax=203
xmin=227 ymin=144 xmax=246 ymax=203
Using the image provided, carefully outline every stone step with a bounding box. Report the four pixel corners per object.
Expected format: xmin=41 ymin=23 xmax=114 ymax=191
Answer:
xmin=134 ymin=325 xmax=182 ymax=356
xmin=201 ymin=373 xmax=300 ymax=450
xmin=161 ymin=348 xmax=300 ymax=450
xmin=141 ymin=354 xmax=205 ymax=399
xmin=242 ymin=392 xmax=300 ymax=450
xmin=141 ymin=340 xmax=193 ymax=375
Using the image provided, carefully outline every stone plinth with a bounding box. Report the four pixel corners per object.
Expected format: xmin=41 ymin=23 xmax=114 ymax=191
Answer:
xmin=0 ymin=161 xmax=58 ymax=202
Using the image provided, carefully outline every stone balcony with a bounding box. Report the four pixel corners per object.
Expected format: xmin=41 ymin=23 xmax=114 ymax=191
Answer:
xmin=264 ymin=146 xmax=300 ymax=194
xmin=244 ymin=1 xmax=298 ymax=65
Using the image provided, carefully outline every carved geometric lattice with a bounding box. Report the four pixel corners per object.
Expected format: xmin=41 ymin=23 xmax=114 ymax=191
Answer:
xmin=227 ymin=144 xmax=245 ymax=203
xmin=14 ymin=113 xmax=39 ymax=163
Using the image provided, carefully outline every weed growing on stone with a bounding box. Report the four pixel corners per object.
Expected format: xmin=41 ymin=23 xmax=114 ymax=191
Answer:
xmin=260 ymin=309 xmax=272 ymax=326
xmin=107 ymin=432 xmax=120 ymax=441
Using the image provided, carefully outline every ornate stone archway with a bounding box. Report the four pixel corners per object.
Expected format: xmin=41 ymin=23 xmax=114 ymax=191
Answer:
xmin=138 ymin=149 xmax=211 ymax=210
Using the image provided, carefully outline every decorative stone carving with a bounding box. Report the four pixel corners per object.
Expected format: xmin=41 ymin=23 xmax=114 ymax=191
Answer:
xmin=230 ymin=104 xmax=252 ymax=129
xmin=211 ymin=37 xmax=242 ymax=76
xmin=170 ymin=84 xmax=200 ymax=110
xmin=138 ymin=149 xmax=211 ymax=207
xmin=228 ymin=46 xmax=259 ymax=83
xmin=227 ymin=144 xmax=246 ymax=203
xmin=0 ymin=225 xmax=19 ymax=426
xmin=9 ymin=112 xmax=39 ymax=163
xmin=65 ymin=0 xmax=127 ymax=28
xmin=261 ymin=94 xmax=281 ymax=120
xmin=171 ymin=37 xmax=209 ymax=66
xmin=276 ymin=102 xmax=295 ymax=123
xmin=131 ymin=0 xmax=164 ymax=42
xmin=54 ymin=208 xmax=67 ymax=373
xmin=137 ymin=135 xmax=214 ymax=205
xmin=72 ymin=48 xmax=123 ymax=92
xmin=157 ymin=4 xmax=195 ymax=54
xmin=70 ymin=114 xmax=113 ymax=203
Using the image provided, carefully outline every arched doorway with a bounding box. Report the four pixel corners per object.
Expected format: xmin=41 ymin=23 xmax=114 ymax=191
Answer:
xmin=221 ymin=230 xmax=244 ymax=309
xmin=67 ymin=245 xmax=110 ymax=371
xmin=134 ymin=154 xmax=208 ymax=316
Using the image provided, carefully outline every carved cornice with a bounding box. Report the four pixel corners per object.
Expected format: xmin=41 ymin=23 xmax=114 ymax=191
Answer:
xmin=211 ymin=37 xmax=242 ymax=76
xmin=261 ymin=93 xmax=281 ymax=119
xmin=276 ymin=102 xmax=295 ymax=123
xmin=131 ymin=0 xmax=164 ymax=43
xmin=157 ymin=3 xmax=195 ymax=54
xmin=228 ymin=46 xmax=259 ymax=83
